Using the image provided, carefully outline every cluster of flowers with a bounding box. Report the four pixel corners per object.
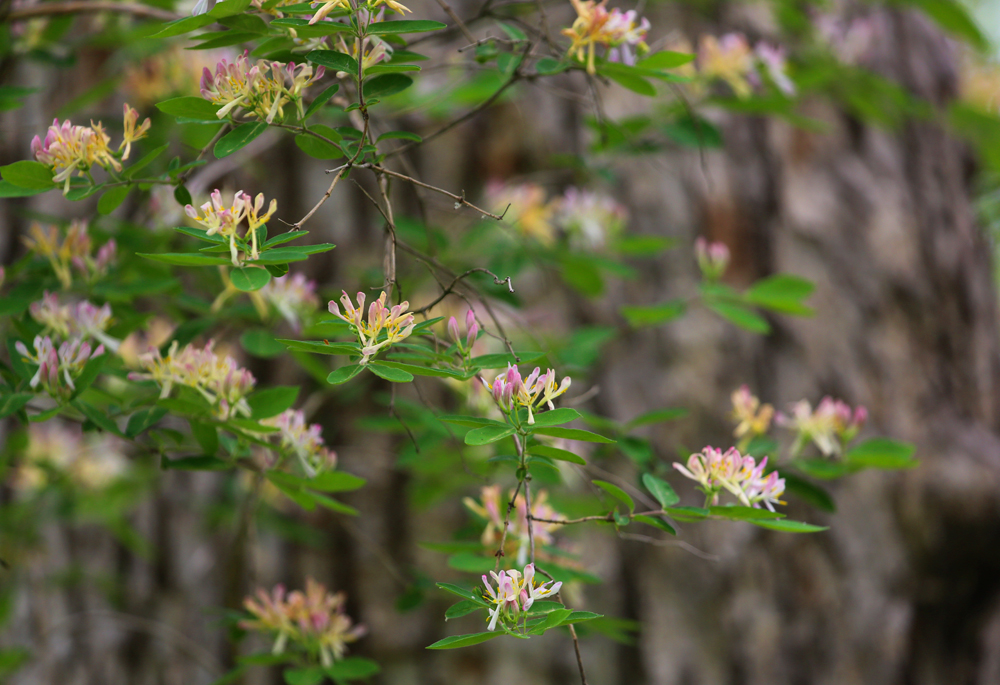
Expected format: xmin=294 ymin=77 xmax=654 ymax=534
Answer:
xmin=30 ymin=292 xmax=120 ymax=352
xmin=242 ymin=579 xmax=365 ymax=667
xmin=731 ymin=384 xmax=773 ymax=440
xmin=562 ymin=0 xmax=650 ymax=74
xmin=329 ymin=290 xmax=416 ymax=364
xmin=482 ymin=563 xmax=563 ymax=632
xmin=488 ymin=182 xmax=628 ymax=249
xmin=264 ymin=409 xmax=337 ymax=477
xmin=777 ymin=397 xmax=867 ymax=457
xmin=694 ymin=237 xmax=730 ymax=281
xmin=185 ymin=188 xmax=277 ymax=267
xmin=674 ymin=446 xmax=786 ymax=511
xmin=308 ymin=0 xmax=410 ymax=25
xmin=12 ymin=421 xmax=129 ymax=492
xmin=15 ymin=336 xmax=104 ymax=398
xmin=464 ymin=485 xmax=561 ymax=566
xmin=31 ymin=104 xmax=150 ymax=193
xmin=447 ymin=310 xmax=479 ymax=357
xmin=23 ymin=220 xmax=116 ymax=289
xmin=258 ymin=273 xmax=320 ymax=332
xmin=129 ymin=340 xmax=256 ymax=420
xmin=486 ymin=364 xmax=572 ymax=425
xmin=671 ymin=33 xmax=794 ymax=99
xmin=200 ymin=51 xmax=323 ymax=123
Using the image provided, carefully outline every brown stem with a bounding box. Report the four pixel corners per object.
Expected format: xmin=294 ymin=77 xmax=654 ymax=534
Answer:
xmin=361 ymin=163 xmax=505 ymax=220
xmin=411 ymin=267 xmax=513 ymax=314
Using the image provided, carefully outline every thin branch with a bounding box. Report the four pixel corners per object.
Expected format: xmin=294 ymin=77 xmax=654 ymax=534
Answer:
xmin=528 ymin=508 xmax=665 ymax=525
xmin=493 ymin=479 xmax=524 ymax=571
xmin=568 ymin=624 xmax=590 ymax=685
xmin=434 ymin=0 xmax=475 ymax=43
xmin=411 ymin=267 xmax=513 ymax=314
xmin=6 ymin=1 xmax=179 ymax=21
xmin=360 ymin=163 xmax=505 ymax=220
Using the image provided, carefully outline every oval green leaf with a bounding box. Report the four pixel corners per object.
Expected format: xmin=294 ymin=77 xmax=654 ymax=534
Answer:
xmin=230 ymin=266 xmax=271 ymax=291
xmin=215 ymin=121 xmax=268 ymax=158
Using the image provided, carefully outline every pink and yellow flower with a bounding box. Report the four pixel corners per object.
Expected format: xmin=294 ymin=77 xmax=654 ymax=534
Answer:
xmin=329 ymin=290 xmax=415 ymax=363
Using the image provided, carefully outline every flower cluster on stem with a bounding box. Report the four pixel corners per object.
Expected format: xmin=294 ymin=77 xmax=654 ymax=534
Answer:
xmin=241 ymin=579 xmax=365 ymax=667
xmin=14 ymin=421 xmax=128 ymax=492
xmin=15 ymin=336 xmax=105 ymax=398
xmin=200 ymin=51 xmax=323 ymax=122
xmin=258 ymin=273 xmax=319 ymax=331
xmin=777 ymin=397 xmax=867 ymax=457
xmin=485 ymin=364 xmax=571 ymax=425
xmin=184 ymin=188 xmax=276 ymax=266
xmin=263 ymin=409 xmax=337 ymax=477
xmin=29 ymin=292 xmax=120 ymax=352
xmin=695 ymin=237 xmax=730 ymax=281
xmin=673 ymin=446 xmax=786 ymax=511
xmin=482 ymin=564 xmax=562 ymax=632
xmin=562 ymin=0 xmax=650 ymax=74
xmin=329 ymin=290 xmax=415 ymax=364
xmin=23 ymin=221 xmax=116 ymax=289
xmin=448 ymin=309 xmax=478 ymax=358
xmin=464 ymin=485 xmax=561 ymax=566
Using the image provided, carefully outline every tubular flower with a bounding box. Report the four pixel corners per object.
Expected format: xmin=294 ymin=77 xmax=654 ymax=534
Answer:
xmin=553 ymin=187 xmax=628 ymax=250
xmin=259 ymin=273 xmax=319 ymax=331
xmin=448 ymin=309 xmax=479 ymax=356
xmin=694 ymin=237 xmax=729 ymax=280
xmin=561 ymin=0 xmax=650 ymax=74
xmin=129 ymin=340 xmax=256 ymax=420
xmin=241 ymin=579 xmax=366 ymax=667
xmin=29 ymin=293 xmax=120 ymax=352
xmin=15 ymin=335 xmax=105 ymax=398
xmin=23 ymin=220 xmax=116 ymax=289
xmin=485 ymin=364 xmax=572 ymax=424
xmin=308 ymin=0 xmax=352 ymax=24
xmin=730 ymin=385 xmax=774 ymax=439
xmin=777 ymin=397 xmax=867 ymax=457
xmin=482 ymin=564 xmax=562 ymax=632
xmin=120 ymin=104 xmax=151 ymax=160
xmin=673 ymin=446 xmax=786 ymax=510
xmin=463 ymin=485 xmax=561 ymax=565
xmin=200 ymin=51 xmax=324 ymax=122
xmin=697 ymin=33 xmax=755 ymax=98
xmin=328 ymin=291 xmax=415 ymax=364
xmin=264 ymin=409 xmax=337 ymax=477
xmin=332 ymin=26 xmax=393 ymax=78
xmin=185 ymin=189 xmax=276 ymax=266
xmin=31 ymin=117 xmax=122 ymax=194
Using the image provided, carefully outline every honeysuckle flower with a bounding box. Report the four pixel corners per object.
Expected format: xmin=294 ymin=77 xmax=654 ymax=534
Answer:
xmin=674 ymin=446 xmax=785 ymax=509
xmin=464 ymin=485 xmax=561 ymax=565
xmin=308 ymin=0 xmax=351 ymax=24
xmin=816 ymin=14 xmax=881 ymax=67
xmin=694 ymin=237 xmax=729 ymax=280
xmin=332 ymin=28 xmax=392 ymax=78
xmin=185 ymin=189 xmax=276 ymax=266
xmin=562 ymin=0 xmax=650 ymax=74
xmin=482 ymin=564 xmax=563 ymax=631
xmin=246 ymin=191 xmax=278 ymax=261
xmin=201 ymin=51 xmax=322 ymax=123
xmin=259 ymin=273 xmax=319 ymax=331
xmin=13 ymin=421 xmax=129 ymax=493
xmin=484 ymin=364 xmax=572 ymax=424
xmin=22 ymin=220 xmax=116 ymax=288
xmin=698 ymin=33 xmax=754 ymax=98
xmin=754 ymin=43 xmax=795 ymax=96
xmin=448 ymin=309 xmax=479 ymax=355
xmin=553 ymin=188 xmax=628 ymax=250
xmin=328 ymin=291 xmax=415 ymax=364
xmin=129 ymin=340 xmax=255 ymax=420
xmin=777 ymin=397 xmax=867 ymax=456
xmin=15 ymin=335 xmax=104 ymax=397
xmin=487 ymin=182 xmax=557 ymax=245
xmin=29 ymin=293 xmax=120 ymax=352
xmin=264 ymin=409 xmax=337 ymax=477
xmin=242 ymin=579 xmax=365 ymax=667
xmin=120 ymin=103 xmax=151 ymax=161
xmin=31 ymin=117 xmax=122 ymax=194
xmin=731 ymin=385 xmax=774 ymax=439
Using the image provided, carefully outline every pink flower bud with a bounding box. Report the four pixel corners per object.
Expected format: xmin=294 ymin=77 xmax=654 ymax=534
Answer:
xmin=448 ymin=316 xmax=460 ymax=344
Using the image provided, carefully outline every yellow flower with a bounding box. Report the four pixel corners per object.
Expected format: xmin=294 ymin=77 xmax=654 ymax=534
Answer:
xmin=120 ymin=104 xmax=151 ymax=161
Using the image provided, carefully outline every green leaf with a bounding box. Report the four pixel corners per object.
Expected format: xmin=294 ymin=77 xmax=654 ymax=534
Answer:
xmin=912 ymin=0 xmax=988 ymax=51
xmin=530 ymin=608 xmax=573 ymax=634
xmin=229 ymin=266 xmax=271 ymax=291
xmin=0 ymin=393 xmax=32 ymax=418
xmin=367 ymin=19 xmax=446 ymax=35
xmin=307 ymin=49 xmax=359 ymax=75
xmin=295 ymin=134 xmax=345 ymax=160
xmin=156 ymin=96 xmax=221 ymax=121
xmin=73 ymin=400 xmax=123 ymax=436
xmin=271 ymin=17 xmax=353 ymax=37
xmin=426 ymin=632 xmax=501 ymax=650
xmin=750 ymin=519 xmax=828 ymax=533
xmin=634 ymin=514 xmax=676 ymax=535
xmin=706 ymin=300 xmax=771 ymax=334
xmin=536 ymin=57 xmax=568 ymax=75
xmin=445 ymin=600 xmax=484 ymax=619
xmin=744 ymin=274 xmax=815 ymax=316
xmin=215 ymin=122 xmax=268 ymax=158
xmin=845 ymin=438 xmax=917 ymax=469
xmin=248 ymin=386 xmax=299 ymax=419
xmin=626 ymin=408 xmax=688 ymax=429
xmin=376 ymin=360 xmax=468 ymax=379
xmin=368 ymin=362 xmax=414 ymax=382
xmin=559 ymin=611 xmax=602 ymax=625
xmin=592 ymin=480 xmax=634 ymax=512
xmin=621 ymin=300 xmax=685 ymax=327
xmin=0 ymin=180 xmax=49 ymax=197
xmin=709 ymin=505 xmax=784 ymax=521
xmin=435 ymin=582 xmax=482 ymax=602
xmin=189 ymin=419 xmax=219 ymax=455
xmin=265 ymin=230 xmax=309 ymax=248
xmin=532 ymin=426 xmax=615 ymax=443
xmin=208 ymin=0 xmax=252 ymax=17
xmin=240 ymin=329 xmax=287 ymax=358
xmin=281 ymin=339 xmax=360 ymax=356
xmin=97 ymin=185 xmax=130 ymax=215
xmin=529 ymin=408 xmax=581 ymax=427
xmin=189 ymin=31 xmax=259 ymax=50
xmin=308 ymin=471 xmax=366 ymax=492
xmin=303 ymin=82 xmax=341 ymax=120
xmin=323 ymin=657 xmax=381 ymax=680
xmin=151 ymin=14 xmax=215 ymax=38
xmin=665 ymin=505 xmax=709 ymax=521
xmin=470 ymin=352 xmax=545 ymax=368
xmin=638 ymin=51 xmax=695 ymax=69
xmin=283 ymin=666 xmax=324 ymax=685
xmin=365 ymin=64 xmax=422 ymax=75
xmin=138 ymin=252 xmax=231 ymax=267
xmin=600 ymin=64 xmax=656 ymax=96
xmin=162 ymin=455 xmax=230 ymax=471
xmin=218 ymin=13 xmax=269 ymax=34
xmin=528 ymin=444 xmax=585 ymax=465
xmin=779 ymin=471 xmax=836 ymax=513
xmin=363 ymin=74 xmax=414 ymax=98
xmin=447 ymin=552 xmax=495 ymax=573
xmin=328 ymin=364 xmax=364 ymax=385
xmin=792 ymin=459 xmax=856 ymax=480
xmin=311 ymin=492 xmax=360 ymax=516
xmin=464 ymin=425 xmax=516 ymax=445
xmin=376 ymin=130 xmax=422 ymax=143
xmin=438 ymin=415 xmax=508 ymax=429
xmin=642 ymin=473 xmax=679 ymax=508
xmin=0 ymin=160 xmax=55 ymax=189
xmin=125 ymin=406 xmax=168 ymax=438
